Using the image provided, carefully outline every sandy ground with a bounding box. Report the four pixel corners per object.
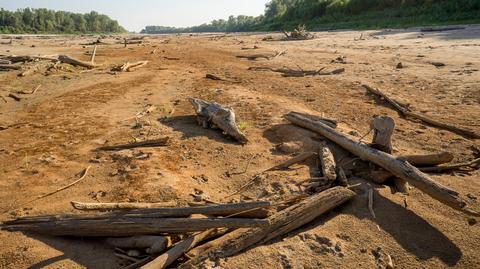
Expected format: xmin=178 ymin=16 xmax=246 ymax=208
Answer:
xmin=0 ymin=25 xmax=479 ymax=269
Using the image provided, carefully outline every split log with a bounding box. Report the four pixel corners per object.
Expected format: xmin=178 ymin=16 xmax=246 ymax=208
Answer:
xmin=189 ymin=97 xmax=247 ymax=144
xmin=267 ymin=151 xmax=316 ymax=171
xmin=106 ymin=236 xmax=170 ymax=254
xmin=95 ymin=137 xmax=169 ymax=151
xmin=0 ymin=217 xmax=269 ymax=237
xmin=58 ymin=55 xmax=98 ymax=69
xmin=112 ymin=61 xmax=149 ymax=72
xmin=363 ymin=84 xmax=480 ymax=139
xmin=141 ymin=229 xmax=222 ymax=269
xmin=319 ymin=143 xmax=337 ymax=182
xmin=71 ymin=201 xmax=178 ymax=210
xmin=284 ymin=111 xmax=477 ymax=216
xmin=180 ymin=187 xmax=355 ymax=268
xmin=419 ymin=158 xmax=480 ymax=173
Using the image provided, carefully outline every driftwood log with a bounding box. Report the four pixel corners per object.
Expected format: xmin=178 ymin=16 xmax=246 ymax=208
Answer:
xmin=58 ymin=55 xmax=98 ymax=69
xmin=363 ymin=84 xmax=480 ymax=139
xmin=248 ymin=66 xmax=344 ymax=77
xmin=95 ymin=137 xmax=169 ymax=151
xmin=284 ymin=111 xmax=478 ymax=216
xmin=112 ymin=61 xmax=149 ymax=72
xmin=0 ymin=217 xmax=269 ymax=237
xmin=106 ymin=236 xmax=170 ymax=254
xmin=180 ymin=187 xmax=355 ymax=268
xmin=189 ymin=97 xmax=248 ymax=144
xmin=400 ymin=152 xmax=454 ymax=167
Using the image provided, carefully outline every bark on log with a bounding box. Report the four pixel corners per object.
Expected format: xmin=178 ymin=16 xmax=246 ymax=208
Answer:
xmin=0 ymin=217 xmax=269 ymax=237
xmin=58 ymin=55 xmax=98 ymax=69
xmin=363 ymin=84 xmax=480 ymax=139
xmin=284 ymin=111 xmax=477 ymax=216
xmin=180 ymin=187 xmax=355 ymax=268
xmin=189 ymin=97 xmax=248 ymax=144
xmin=106 ymin=236 xmax=170 ymax=254
xmin=95 ymin=137 xmax=169 ymax=151
xmin=0 ymin=64 xmax=22 ymax=70
xmin=319 ymin=143 xmax=337 ymax=182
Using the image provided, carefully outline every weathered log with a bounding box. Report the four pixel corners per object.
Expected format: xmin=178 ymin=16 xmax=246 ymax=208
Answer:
xmin=180 ymin=187 xmax=355 ymax=268
xmin=400 ymin=152 xmax=454 ymax=167
xmin=189 ymin=97 xmax=248 ymax=144
xmin=58 ymin=55 xmax=98 ymax=69
xmin=71 ymin=201 xmax=178 ymax=210
xmin=248 ymin=66 xmax=344 ymax=77
xmin=141 ymin=229 xmax=222 ymax=269
xmin=363 ymin=84 xmax=480 ymax=139
xmin=0 ymin=217 xmax=269 ymax=237
xmin=267 ymin=151 xmax=316 ymax=171
xmin=319 ymin=143 xmax=337 ymax=182
xmin=284 ymin=111 xmax=477 ymax=216
xmin=95 ymin=137 xmax=169 ymax=151
xmin=106 ymin=236 xmax=170 ymax=254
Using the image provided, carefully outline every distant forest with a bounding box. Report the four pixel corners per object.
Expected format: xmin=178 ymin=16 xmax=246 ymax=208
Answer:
xmin=142 ymin=0 xmax=480 ymax=33
xmin=0 ymin=8 xmax=126 ymax=34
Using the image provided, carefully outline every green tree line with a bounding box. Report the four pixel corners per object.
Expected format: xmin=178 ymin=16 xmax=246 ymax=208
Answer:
xmin=142 ymin=0 xmax=480 ymax=33
xmin=0 ymin=8 xmax=126 ymax=34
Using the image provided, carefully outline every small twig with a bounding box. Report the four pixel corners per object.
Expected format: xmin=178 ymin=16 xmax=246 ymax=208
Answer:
xmin=231 ymin=155 xmax=255 ymax=175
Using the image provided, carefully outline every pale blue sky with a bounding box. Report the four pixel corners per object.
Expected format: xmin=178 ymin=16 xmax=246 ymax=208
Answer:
xmin=0 ymin=0 xmax=270 ymax=32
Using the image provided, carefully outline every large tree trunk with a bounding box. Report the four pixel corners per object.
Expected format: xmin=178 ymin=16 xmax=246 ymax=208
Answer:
xmin=284 ymin=111 xmax=477 ymax=216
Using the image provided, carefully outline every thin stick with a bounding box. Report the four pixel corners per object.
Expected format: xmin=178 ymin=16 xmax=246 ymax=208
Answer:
xmin=2 ymin=166 xmax=91 ymax=213
xmin=368 ymin=186 xmax=376 ymax=219
xmin=419 ymin=158 xmax=480 ymax=173
xmin=231 ymin=155 xmax=255 ymax=175
xmin=18 ymin=84 xmax=41 ymax=95
xmin=36 ymin=166 xmax=91 ymax=200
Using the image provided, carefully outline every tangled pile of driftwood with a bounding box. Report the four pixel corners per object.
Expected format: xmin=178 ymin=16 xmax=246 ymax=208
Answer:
xmin=1 ymin=95 xmax=478 ymax=268
xmin=283 ymin=25 xmax=315 ymax=40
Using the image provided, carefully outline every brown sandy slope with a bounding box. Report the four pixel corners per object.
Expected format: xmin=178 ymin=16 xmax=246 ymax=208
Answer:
xmin=0 ymin=26 xmax=479 ymax=268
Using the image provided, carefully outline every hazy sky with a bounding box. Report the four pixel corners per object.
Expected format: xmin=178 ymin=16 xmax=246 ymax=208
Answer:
xmin=0 ymin=0 xmax=270 ymax=32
